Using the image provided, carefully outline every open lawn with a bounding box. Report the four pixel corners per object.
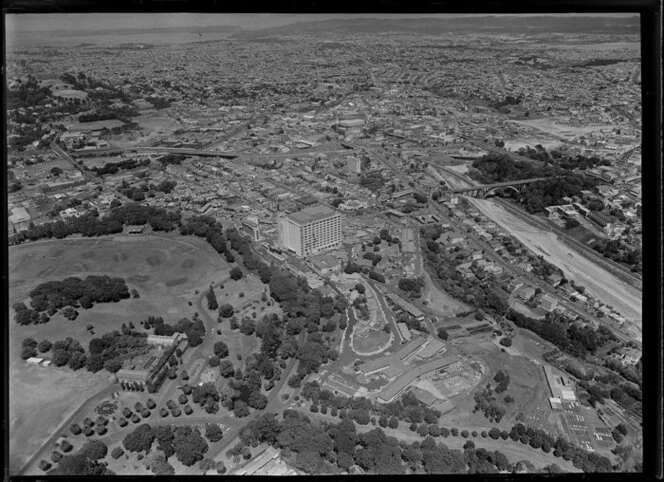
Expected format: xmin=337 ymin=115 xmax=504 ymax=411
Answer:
xmin=9 ymin=234 xmax=228 ymax=472
xmin=10 ymin=365 xmax=109 ymax=472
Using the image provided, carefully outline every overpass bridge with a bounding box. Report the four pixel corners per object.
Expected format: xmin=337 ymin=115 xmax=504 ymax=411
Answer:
xmin=450 ymin=177 xmax=551 ymax=198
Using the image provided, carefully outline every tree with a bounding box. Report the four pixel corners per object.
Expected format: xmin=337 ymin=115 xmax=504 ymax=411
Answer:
xmin=80 ymin=440 xmax=108 ymax=460
xmin=68 ymin=351 xmax=87 ymax=370
xmin=61 ymin=306 xmax=79 ymax=320
xmin=21 ymin=345 xmax=38 ymax=359
xmin=209 ymin=355 xmax=220 ymax=367
xmin=240 ymin=318 xmax=256 ymax=336
xmin=173 ymin=426 xmax=208 ymax=466
xmin=58 ymin=453 xmax=108 ymax=475
xmin=199 ymin=458 xmax=216 ymax=473
xmin=205 ymin=423 xmax=224 ymax=443
xmin=206 ymin=286 xmax=218 ymax=311
xmin=38 ymin=339 xmax=52 ymax=353
xmin=422 ymin=445 xmax=467 ymax=474
xmin=52 ymin=349 xmax=70 ymax=367
xmin=355 ymin=283 xmax=366 ymax=294
xmin=248 ymin=391 xmax=268 ymax=410
xmin=123 ymin=424 xmax=155 ymax=453
xmin=543 ymin=463 xmax=562 ymax=473
xmin=388 ymin=417 xmax=399 ymax=429
xmin=219 ymin=304 xmax=234 ymax=318
xmin=437 ymin=328 xmax=449 ymax=341
xmin=187 ymin=331 xmax=203 ymax=347
xmin=230 ymin=267 xmax=243 ymax=280
xmin=219 ymin=360 xmax=235 ymax=377
xmin=499 ymin=337 xmax=512 ymax=347
xmin=212 ymin=340 xmax=229 ymax=359
xmin=234 ymin=400 xmax=250 ymax=418
xmin=104 ymin=358 xmax=123 ymax=373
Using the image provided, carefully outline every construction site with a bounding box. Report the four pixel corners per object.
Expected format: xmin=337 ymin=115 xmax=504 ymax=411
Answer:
xmin=321 ymin=332 xmax=482 ymax=413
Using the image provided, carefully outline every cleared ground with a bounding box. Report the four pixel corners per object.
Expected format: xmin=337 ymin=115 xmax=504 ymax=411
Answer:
xmin=422 ymin=270 xmax=470 ymax=316
xmin=443 ymin=339 xmax=555 ymax=434
xmin=9 ymin=234 xmax=228 ymax=471
xmin=111 ymin=113 xmax=183 ymax=148
xmin=467 ymin=197 xmax=641 ymax=324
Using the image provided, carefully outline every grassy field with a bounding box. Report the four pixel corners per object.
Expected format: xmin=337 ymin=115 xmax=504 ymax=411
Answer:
xmin=9 ymin=234 xmax=229 ymax=472
xmin=10 ymin=365 xmax=110 ymax=472
xmin=443 ymin=339 xmax=554 ymax=434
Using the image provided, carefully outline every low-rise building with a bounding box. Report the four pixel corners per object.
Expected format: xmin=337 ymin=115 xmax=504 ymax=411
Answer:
xmin=540 ymin=293 xmax=558 ymax=312
xmin=147 ymin=332 xmax=185 ymax=347
xmin=397 ymin=322 xmax=412 ymax=341
xmin=517 ymin=285 xmax=536 ymax=301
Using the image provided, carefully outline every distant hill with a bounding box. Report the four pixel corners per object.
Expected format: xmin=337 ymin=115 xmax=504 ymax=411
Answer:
xmin=232 ymin=15 xmax=640 ymax=39
xmin=46 ymin=25 xmax=241 ymax=38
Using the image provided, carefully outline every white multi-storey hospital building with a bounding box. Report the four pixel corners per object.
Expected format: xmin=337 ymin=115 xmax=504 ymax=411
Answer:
xmin=278 ymin=204 xmax=342 ymax=257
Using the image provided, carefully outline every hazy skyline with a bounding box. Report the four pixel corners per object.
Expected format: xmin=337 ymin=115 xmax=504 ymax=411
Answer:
xmin=6 ymin=13 xmax=638 ymax=34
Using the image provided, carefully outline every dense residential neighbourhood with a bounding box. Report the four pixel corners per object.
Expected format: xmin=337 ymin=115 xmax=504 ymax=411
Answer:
xmin=7 ymin=13 xmax=645 ymax=476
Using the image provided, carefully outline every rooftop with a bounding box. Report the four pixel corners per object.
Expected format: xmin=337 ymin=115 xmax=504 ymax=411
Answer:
xmin=377 ymin=354 xmax=459 ymax=403
xmin=287 ymin=204 xmax=338 ymax=225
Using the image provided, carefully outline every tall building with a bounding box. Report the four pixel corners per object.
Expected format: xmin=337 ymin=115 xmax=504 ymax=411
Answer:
xmin=279 ymin=204 xmax=342 ymax=256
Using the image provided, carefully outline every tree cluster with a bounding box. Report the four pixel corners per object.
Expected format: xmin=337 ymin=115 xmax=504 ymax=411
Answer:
xmin=92 ymin=158 xmax=150 ymax=176
xmin=508 ymin=423 xmax=612 ymax=472
xmin=398 ymin=277 xmax=425 ymax=298
xmin=10 ymin=203 xmax=181 ymax=245
xmin=87 ymin=329 xmax=148 ymax=374
xmin=26 ymin=275 xmax=131 ymax=318
xmin=506 ymin=309 xmax=616 ymax=358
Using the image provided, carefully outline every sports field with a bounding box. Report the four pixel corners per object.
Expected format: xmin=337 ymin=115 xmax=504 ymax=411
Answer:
xmin=8 ymin=234 xmax=229 ymax=472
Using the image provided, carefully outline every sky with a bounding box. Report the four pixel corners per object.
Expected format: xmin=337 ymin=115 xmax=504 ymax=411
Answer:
xmin=5 ymin=13 xmax=638 ymax=34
